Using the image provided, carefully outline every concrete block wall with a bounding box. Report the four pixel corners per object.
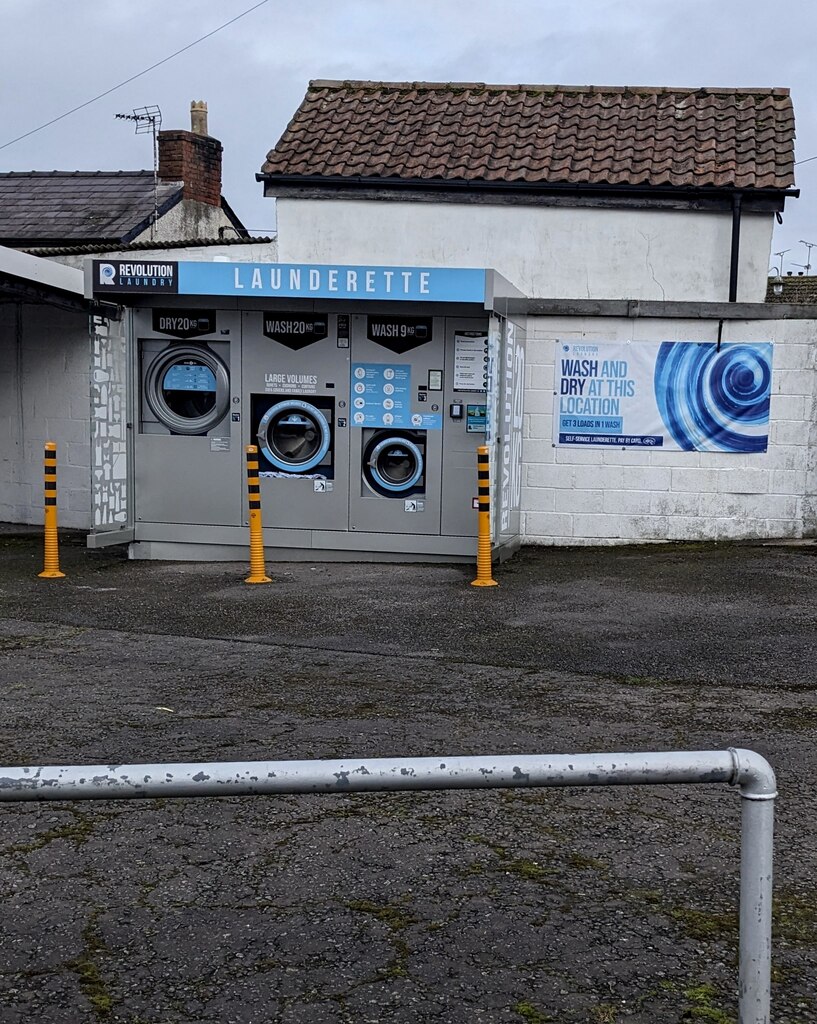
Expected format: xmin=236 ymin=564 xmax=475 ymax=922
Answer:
xmin=0 ymin=304 xmax=92 ymax=529
xmin=522 ymin=316 xmax=817 ymax=545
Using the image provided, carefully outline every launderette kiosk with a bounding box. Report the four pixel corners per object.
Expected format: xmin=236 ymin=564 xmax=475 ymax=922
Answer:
xmin=84 ymin=260 xmax=526 ymax=563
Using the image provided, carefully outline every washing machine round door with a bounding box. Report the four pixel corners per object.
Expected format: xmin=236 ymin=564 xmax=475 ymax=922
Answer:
xmin=365 ymin=435 xmax=424 ymax=494
xmin=145 ymin=346 xmax=230 ymax=435
xmin=258 ymin=400 xmax=331 ymax=473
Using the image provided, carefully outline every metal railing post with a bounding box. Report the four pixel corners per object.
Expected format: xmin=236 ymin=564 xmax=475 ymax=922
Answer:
xmin=732 ymin=748 xmax=777 ymax=1024
xmin=0 ymin=748 xmax=776 ymax=1022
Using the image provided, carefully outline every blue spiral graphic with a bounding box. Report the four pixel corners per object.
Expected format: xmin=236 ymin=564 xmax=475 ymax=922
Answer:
xmin=654 ymin=342 xmax=772 ymax=452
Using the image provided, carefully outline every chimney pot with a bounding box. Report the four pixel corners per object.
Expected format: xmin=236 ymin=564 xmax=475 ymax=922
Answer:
xmin=190 ymin=100 xmax=208 ymax=136
xmin=158 ymin=104 xmax=222 ymax=207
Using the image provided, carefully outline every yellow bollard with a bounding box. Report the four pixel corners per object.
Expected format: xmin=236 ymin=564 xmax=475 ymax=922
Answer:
xmin=471 ymin=444 xmax=498 ymax=587
xmin=244 ymin=445 xmax=271 ymax=585
xmin=38 ymin=442 xmax=65 ymax=579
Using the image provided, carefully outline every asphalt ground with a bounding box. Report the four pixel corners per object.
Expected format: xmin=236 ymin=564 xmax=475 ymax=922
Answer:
xmin=0 ymin=531 xmax=816 ymax=1024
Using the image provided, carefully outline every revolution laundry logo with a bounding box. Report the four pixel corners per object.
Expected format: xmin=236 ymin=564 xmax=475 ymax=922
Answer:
xmin=92 ymin=260 xmax=178 ymax=294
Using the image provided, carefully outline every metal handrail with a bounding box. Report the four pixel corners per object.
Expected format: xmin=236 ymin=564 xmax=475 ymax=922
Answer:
xmin=0 ymin=748 xmax=776 ymax=1024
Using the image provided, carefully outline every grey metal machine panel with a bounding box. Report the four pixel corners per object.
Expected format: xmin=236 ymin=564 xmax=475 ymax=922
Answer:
xmin=441 ymin=317 xmax=490 ymax=538
xmin=348 ymin=314 xmax=444 ymax=536
xmin=241 ymin=310 xmax=350 ymax=532
xmin=134 ymin=310 xmax=243 ymax=528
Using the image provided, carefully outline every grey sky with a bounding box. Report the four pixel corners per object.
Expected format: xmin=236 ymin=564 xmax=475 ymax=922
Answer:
xmin=3 ymin=0 xmax=815 ymax=275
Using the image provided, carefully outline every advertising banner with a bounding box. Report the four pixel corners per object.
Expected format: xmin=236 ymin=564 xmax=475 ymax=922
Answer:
xmin=554 ymin=341 xmax=773 ymax=453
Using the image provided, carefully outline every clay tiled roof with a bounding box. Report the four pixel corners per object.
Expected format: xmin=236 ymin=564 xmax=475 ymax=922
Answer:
xmin=261 ymin=81 xmax=796 ymax=191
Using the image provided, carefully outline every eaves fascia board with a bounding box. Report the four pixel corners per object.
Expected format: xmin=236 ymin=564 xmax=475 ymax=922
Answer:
xmin=257 ymin=172 xmax=799 ymax=202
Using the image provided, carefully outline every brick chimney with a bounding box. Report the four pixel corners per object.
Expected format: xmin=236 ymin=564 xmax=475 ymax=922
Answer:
xmin=158 ymin=101 xmax=222 ymax=206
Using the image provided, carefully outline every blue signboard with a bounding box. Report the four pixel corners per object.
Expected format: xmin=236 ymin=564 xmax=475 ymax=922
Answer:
xmin=177 ymin=262 xmax=486 ymax=303
xmin=91 ymin=259 xmax=488 ymax=303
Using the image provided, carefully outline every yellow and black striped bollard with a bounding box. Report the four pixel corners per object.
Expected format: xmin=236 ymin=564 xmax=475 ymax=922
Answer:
xmin=244 ymin=445 xmax=271 ymax=585
xmin=38 ymin=441 xmax=65 ymax=579
xmin=471 ymin=444 xmax=497 ymax=587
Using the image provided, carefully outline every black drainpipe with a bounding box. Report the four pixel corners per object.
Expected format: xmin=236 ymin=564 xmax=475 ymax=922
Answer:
xmin=728 ymin=191 xmax=743 ymax=302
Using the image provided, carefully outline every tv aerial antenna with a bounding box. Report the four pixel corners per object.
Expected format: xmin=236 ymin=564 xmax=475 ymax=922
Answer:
xmin=772 ymin=249 xmax=790 ymax=277
xmin=798 ymin=239 xmax=816 ymax=275
xmin=115 ymin=105 xmax=162 ymax=240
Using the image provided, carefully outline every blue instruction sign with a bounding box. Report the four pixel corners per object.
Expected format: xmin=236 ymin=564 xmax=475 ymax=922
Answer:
xmin=351 ymin=363 xmax=442 ymax=429
xmin=351 ymin=363 xmax=411 ymax=427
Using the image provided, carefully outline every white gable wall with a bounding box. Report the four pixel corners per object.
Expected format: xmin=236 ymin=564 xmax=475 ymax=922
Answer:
xmin=131 ymin=200 xmax=240 ymax=246
xmin=275 ymin=198 xmax=774 ymax=303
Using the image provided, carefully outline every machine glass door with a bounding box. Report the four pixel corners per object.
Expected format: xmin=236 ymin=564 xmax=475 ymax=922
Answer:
xmin=364 ymin=433 xmax=424 ymax=495
xmin=145 ymin=345 xmax=230 ymax=435
xmin=257 ymin=399 xmax=332 ymax=473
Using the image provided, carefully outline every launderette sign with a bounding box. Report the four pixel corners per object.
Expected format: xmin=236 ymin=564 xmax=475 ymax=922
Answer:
xmin=91 ymin=261 xmax=486 ymax=303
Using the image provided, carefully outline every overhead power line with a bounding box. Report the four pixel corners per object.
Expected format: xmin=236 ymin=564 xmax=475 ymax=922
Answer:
xmin=0 ymin=0 xmax=270 ymax=152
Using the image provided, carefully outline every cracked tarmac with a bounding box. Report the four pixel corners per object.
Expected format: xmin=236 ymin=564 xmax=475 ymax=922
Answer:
xmin=0 ymin=532 xmax=815 ymax=1023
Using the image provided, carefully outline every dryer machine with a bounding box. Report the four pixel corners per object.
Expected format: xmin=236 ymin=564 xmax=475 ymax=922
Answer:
xmin=134 ymin=308 xmax=243 ymax=527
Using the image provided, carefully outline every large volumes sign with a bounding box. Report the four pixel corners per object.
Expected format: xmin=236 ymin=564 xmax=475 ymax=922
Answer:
xmin=554 ymin=341 xmax=773 ymax=453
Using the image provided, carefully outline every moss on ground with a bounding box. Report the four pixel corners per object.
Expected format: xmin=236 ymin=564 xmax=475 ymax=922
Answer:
xmin=681 ymin=982 xmax=735 ymax=1023
xmin=4 ymin=807 xmax=108 ymax=856
xmin=513 ymin=1000 xmax=554 ymax=1023
xmin=67 ymin=910 xmax=117 ymax=1017
xmin=346 ymin=898 xmax=416 ymax=979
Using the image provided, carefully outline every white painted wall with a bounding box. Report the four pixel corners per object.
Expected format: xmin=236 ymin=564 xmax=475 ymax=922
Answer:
xmin=521 ymin=316 xmax=817 ymax=545
xmin=275 ymin=198 xmax=773 ymax=302
xmin=0 ymin=303 xmax=92 ymax=529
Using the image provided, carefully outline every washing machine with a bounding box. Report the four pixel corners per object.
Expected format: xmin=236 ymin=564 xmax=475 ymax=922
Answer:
xmin=361 ymin=429 xmax=426 ymax=498
xmin=134 ymin=309 xmax=243 ymax=526
xmin=253 ymin=395 xmax=335 ymax=477
xmin=242 ymin=310 xmax=350 ymax=532
xmin=348 ymin=314 xmax=443 ymax=535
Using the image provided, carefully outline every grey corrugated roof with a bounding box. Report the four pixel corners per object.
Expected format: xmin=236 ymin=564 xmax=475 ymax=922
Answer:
xmin=24 ymin=235 xmax=274 ymax=257
xmin=0 ymin=171 xmax=183 ymax=244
